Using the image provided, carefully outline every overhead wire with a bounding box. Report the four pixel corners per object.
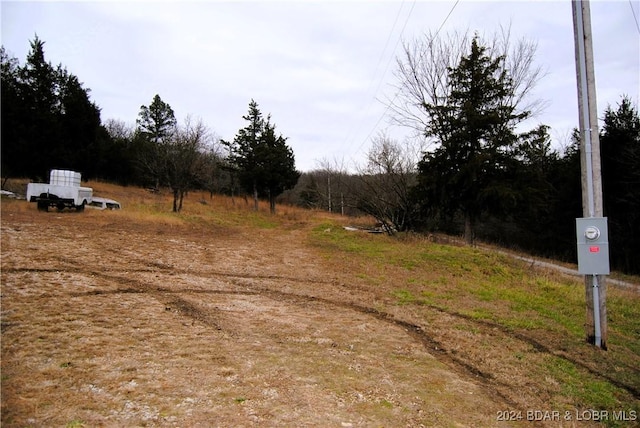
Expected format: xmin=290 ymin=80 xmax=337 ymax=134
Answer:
xmin=340 ymin=0 xmax=409 ymax=151
xmin=434 ymin=0 xmax=461 ymax=40
xmin=348 ymin=0 xmax=461 ymax=164
xmin=629 ymin=0 xmax=640 ymax=34
xmin=345 ymin=0 xmax=418 ymax=162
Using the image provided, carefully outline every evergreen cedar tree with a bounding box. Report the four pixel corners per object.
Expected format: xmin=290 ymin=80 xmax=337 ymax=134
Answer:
xmin=225 ymin=99 xmax=299 ymax=214
xmin=134 ymin=94 xmax=179 ymax=192
xmin=415 ymin=37 xmax=528 ymax=245
xmin=1 ymin=37 xmax=102 ymax=180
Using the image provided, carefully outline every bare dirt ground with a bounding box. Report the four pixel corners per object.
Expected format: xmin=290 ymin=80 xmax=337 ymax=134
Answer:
xmin=1 ymin=193 xmax=635 ymax=427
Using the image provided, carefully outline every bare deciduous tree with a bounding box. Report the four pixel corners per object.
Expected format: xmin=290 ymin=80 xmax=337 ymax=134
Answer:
xmin=353 ymin=132 xmax=419 ymax=234
xmin=167 ymin=117 xmax=211 ymax=212
xmin=104 ymin=118 xmax=134 ymax=142
xmin=315 ymin=157 xmax=349 ymax=214
xmin=199 ymin=135 xmax=227 ymax=200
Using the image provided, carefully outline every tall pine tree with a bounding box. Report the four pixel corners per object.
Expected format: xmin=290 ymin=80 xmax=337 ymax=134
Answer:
xmin=18 ymin=36 xmax=59 ymax=178
xmin=135 ymin=94 xmax=178 ymax=188
xmin=258 ymin=119 xmax=299 ymax=213
xmin=416 ymin=37 xmax=527 ymax=243
xmin=1 ymin=47 xmax=26 ymax=181
xmin=1 ymin=36 xmax=103 ymax=180
xmin=136 ymin=94 xmax=177 ymax=144
xmin=227 ymin=100 xmax=299 ymax=213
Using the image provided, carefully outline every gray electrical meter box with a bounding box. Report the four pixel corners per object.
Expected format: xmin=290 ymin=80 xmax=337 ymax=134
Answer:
xmin=576 ymin=217 xmax=610 ymax=275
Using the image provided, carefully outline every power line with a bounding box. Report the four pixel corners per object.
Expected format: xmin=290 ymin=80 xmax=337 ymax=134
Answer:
xmin=373 ymin=1 xmax=409 ymax=85
xmin=629 ymin=0 xmax=640 ymax=34
xmin=340 ymin=1 xmax=409 ymax=149
xmin=370 ymin=0 xmax=418 ymax=103
xmin=434 ymin=0 xmax=461 ymax=40
xmin=346 ymin=0 xmax=418 ymax=160
xmin=349 ymin=0 xmax=461 ymax=162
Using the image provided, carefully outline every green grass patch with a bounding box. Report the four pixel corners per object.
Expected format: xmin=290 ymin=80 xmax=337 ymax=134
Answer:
xmin=309 ymin=224 xmax=640 ymax=407
xmin=419 ymin=289 xmax=440 ymax=304
xmin=312 ymin=223 xmax=632 ymax=324
xmin=608 ymin=293 xmax=640 ymax=349
xmin=545 ymin=356 xmax=620 ymax=408
xmin=311 ymin=224 xmax=392 ymax=258
xmin=454 ymin=323 xmax=480 ymax=334
xmin=464 ymin=307 xmax=495 ymax=322
xmin=392 ymin=289 xmax=417 ymax=305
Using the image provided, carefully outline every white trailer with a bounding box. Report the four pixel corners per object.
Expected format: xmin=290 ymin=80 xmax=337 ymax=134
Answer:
xmin=26 ymin=170 xmax=93 ymax=212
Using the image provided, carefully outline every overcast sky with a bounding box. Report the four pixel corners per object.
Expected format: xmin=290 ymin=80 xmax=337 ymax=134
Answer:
xmin=2 ymin=0 xmax=639 ymax=171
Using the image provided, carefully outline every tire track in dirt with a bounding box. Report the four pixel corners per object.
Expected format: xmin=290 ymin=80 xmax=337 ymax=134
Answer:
xmin=42 ymin=258 xmax=625 ymax=419
xmin=23 ymin=245 xmax=518 ymax=410
xmin=1 ymin=266 xmax=231 ymax=333
xmin=73 ymin=276 xmax=520 ymax=402
xmin=82 ymin=253 xmax=640 ymax=401
xmin=219 ymin=278 xmax=640 ymax=401
xmin=230 ymin=276 xmax=640 ymax=401
xmin=68 ymin=271 xmax=524 ymax=413
xmin=6 ymin=257 xmax=638 ymax=401
xmin=8 ymin=231 xmax=636 ymax=413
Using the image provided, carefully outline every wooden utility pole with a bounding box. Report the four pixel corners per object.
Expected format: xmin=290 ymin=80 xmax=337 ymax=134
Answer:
xmin=572 ymin=0 xmax=607 ymax=349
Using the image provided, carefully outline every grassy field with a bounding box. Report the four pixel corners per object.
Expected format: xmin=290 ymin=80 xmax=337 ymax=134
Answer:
xmin=311 ymin=221 xmax=640 ymax=416
xmin=1 ymin=179 xmax=639 ymax=427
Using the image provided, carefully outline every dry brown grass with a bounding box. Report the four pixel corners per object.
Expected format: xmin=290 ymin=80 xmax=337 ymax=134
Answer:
xmin=2 ymin=182 xmax=637 ymax=427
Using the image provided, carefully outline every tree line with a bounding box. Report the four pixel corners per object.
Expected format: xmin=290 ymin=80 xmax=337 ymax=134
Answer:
xmin=1 ymin=37 xmax=298 ymax=214
xmin=287 ymin=31 xmax=639 ymax=274
xmin=2 ymin=35 xmax=638 ymax=274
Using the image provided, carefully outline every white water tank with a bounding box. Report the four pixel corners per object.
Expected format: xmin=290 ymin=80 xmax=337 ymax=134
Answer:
xmin=49 ymin=169 xmax=81 ymax=187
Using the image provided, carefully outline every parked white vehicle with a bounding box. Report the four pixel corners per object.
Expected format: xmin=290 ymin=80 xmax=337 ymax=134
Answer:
xmin=87 ymin=197 xmax=121 ymax=210
xmin=26 ymin=169 xmax=93 ymax=212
